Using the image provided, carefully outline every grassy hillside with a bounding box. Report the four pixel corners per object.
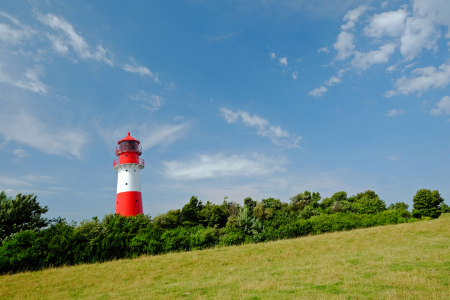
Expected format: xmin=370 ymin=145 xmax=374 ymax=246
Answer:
xmin=1 ymin=215 xmax=450 ymax=300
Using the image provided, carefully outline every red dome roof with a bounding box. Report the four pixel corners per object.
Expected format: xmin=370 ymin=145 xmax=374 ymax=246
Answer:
xmin=117 ymin=132 xmax=141 ymax=144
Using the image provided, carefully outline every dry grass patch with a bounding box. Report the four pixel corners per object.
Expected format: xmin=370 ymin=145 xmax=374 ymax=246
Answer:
xmin=1 ymin=215 xmax=450 ymax=299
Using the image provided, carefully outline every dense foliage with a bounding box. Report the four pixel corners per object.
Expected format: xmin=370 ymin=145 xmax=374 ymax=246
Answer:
xmin=0 ymin=189 xmax=447 ymax=274
xmin=0 ymin=193 xmax=52 ymax=241
xmin=412 ymin=189 xmax=445 ymax=219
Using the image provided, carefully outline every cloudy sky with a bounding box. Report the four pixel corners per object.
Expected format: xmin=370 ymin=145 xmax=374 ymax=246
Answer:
xmin=1 ymin=0 xmax=449 ymax=221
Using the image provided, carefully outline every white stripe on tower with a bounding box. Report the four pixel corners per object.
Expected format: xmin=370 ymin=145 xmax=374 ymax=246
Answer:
xmin=115 ymin=163 xmax=143 ymax=193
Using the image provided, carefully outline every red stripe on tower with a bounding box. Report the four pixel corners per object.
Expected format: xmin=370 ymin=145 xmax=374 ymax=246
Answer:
xmin=113 ymin=132 xmax=145 ymax=216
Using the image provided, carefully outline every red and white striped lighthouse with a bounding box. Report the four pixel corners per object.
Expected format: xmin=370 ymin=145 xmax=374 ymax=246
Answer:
xmin=113 ymin=132 xmax=145 ymax=216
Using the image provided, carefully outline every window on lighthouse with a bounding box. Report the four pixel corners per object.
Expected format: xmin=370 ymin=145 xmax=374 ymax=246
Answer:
xmin=118 ymin=141 xmax=139 ymax=152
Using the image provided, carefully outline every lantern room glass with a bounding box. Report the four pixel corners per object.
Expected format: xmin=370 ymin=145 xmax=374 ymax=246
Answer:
xmin=116 ymin=141 xmax=142 ymax=155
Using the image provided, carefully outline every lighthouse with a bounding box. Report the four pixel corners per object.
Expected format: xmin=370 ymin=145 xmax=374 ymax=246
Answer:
xmin=113 ymin=132 xmax=145 ymax=216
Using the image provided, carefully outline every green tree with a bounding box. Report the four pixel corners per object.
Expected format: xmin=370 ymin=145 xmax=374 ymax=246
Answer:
xmin=387 ymin=202 xmax=409 ymax=211
xmin=153 ymin=209 xmax=181 ymax=230
xmin=0 ymin=191 xmax=12 ymax=204
xmin=0 ymin=193 xmax=50 ymax=241
xmin=180 ymin=196 xmax=204 ymax=226
xmin=347 ymin=190 xmax=386 ymax=214
xmin=321 ymin=191 xmax=347 ymax=212
xmin=243 ymin=197 xmax=257 ymax=213
xmin=289 ymin=191 xmax=311 ymax=213
xmin=412 ymin=189 xmax=444 ymax=219
xmin=198 ymin=201 xmax=228 ymax=228
xmin=440 ymin=202 xmax=450 ymax=214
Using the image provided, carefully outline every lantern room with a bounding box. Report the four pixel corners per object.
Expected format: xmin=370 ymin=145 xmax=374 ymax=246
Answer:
xmin=113 ymin=132 xmax=145 ymax=167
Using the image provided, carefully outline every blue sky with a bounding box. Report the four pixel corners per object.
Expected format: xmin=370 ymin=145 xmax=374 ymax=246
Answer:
xmin=0 ymin=0 xmax=449 ymax=222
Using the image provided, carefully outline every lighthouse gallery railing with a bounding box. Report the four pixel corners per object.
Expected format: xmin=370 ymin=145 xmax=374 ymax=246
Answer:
xmin=113 ymin=158 xmax=145 ymax=167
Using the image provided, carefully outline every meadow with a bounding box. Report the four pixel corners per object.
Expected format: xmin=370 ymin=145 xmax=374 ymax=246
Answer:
xmin=1 ymin=214 xmax=449 ymax=299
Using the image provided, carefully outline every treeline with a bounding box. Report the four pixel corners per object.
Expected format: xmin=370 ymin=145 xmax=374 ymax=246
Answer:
xmin=0 ymin=189 xmax=448 ymax=274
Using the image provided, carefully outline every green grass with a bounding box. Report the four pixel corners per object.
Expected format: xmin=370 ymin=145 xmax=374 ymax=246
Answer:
xmin=1 ymin=214 xmax=450 ymax=299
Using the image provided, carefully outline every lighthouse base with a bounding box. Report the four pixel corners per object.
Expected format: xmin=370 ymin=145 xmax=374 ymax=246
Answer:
xmin=116 ymin=191 xmax=143 ymax=216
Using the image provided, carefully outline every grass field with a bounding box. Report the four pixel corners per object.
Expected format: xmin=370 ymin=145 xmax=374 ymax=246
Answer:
xmin=1 ymin=214 xmax=450 ymax=300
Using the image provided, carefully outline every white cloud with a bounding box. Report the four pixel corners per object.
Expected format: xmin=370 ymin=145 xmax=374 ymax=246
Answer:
xmin=45 ymin=33 xmax=69 ymax=55
xmin=0 ymin=64 xmax=48 ymax=94
xmin=139 ymin=123 xmax=190 ymax=149
xmin=239 ymin=111 xmax=269 ymax=128
xmin=309 ymin=86 xmax=328 ymax=97
xmin=400 ymin=16 xmax=440 ymax=61
xmin=129 ymin=91 xmax=164 ymax=112
xmin=0 ymin=176 xmax=31 ymax=187
xmin=351 ymin=43 xmax=396 ymax=70
xmin=269 ymin=52 xmax=276 ymax=59
xmin=413 ymin=0 xmax=450 ymax=27
xmin=386 ymin=61 xmax=450 ymax=96
xmin=36 ymin=12 xmax=113 ymax=66
xmin=385 ymin=109 xmax=405 ymax=116
xmin=279 ymin=57 xmax=288 ymax=66
xmin=341 ymin=5 xmax=370 ymax=31
xmin=0 ymin=111 xmax=87 ymax=158
xmin=334 ymin=31 xmax=355 ymax=60
xmin=0 ymin=23 xmax=34 ymax=44
xmin=0 ymin=11 xmax=36 ymax=44
xmin=386 ymin=64 xmax=397 ymax=72
xmin=430 ymin=96 xmax=450 ymax=116
xmin=220 ymin=108 xmax=301 ymax=148
xmin=317 ymin=47 xmax=329 ymax=54
xmin=208 ymin=32 xmax=239 ymax=42
xmin=325 ymin=68 xmax=347 ymax=86
xmin=162 ymin=153 xmax=287 ymax=180
xmin=381 ymin=2 xmax=388 ymax=9
xmin=96 ymin=122 xmax=190 ymax=151
xmin=387 ymin=155 xmax=399 ymax=161
xmin=13 ymin=148 xmax=28 ymax=158
xmin=292 ymin=71 xmax=298 ymax=80
xmin=364 ymin=9 xmax=407 ymax=38
xmin=220 ymin=107 xmax=239 ymax=123
xmin=405 ymin=62 xmax=417 ymax=69
xmin=122 ymin=59 xmax=159 ymax=83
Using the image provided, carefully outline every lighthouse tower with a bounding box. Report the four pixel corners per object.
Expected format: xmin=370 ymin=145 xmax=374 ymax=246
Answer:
xmin=113 ymin=132 xmax=144 ymax=216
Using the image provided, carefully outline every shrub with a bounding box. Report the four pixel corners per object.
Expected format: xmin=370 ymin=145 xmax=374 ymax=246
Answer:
xmin=0 ymin=193 xmax=50 ymax=241
xmin=412 ymin=189 xmax=444 ymax=219
xmin=153 ymin=209 xmax=181 ymax=230
xmin=440 ymin=202 xmax=450 ymax=214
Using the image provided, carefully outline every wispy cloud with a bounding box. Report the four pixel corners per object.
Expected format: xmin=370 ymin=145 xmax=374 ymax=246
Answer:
xmin=122 ymin=58 xmax=159 ymax=83
xmin=341 ymin=5 xmax=370 ymax=31
xmin=13 ymin=149 xmax=28 ymax=158
xmin=317 ymin=47 xmax=329 ymax=54
xmin=96 ymin=122 xmax=190 ymax=151
xmin=0 ymin=110 xmax=87 ymax=158
xmin=325 ymin=68 xmax=347 ymax=86
xmin=0 ymin=64 xmax=48 ymax=94
xmin=0 ymin=11 xmax=36 ymax=44
xmin=386 ymin=62 xmax=450 ymax=96
xmin=309 ymin=86 xmax=328 ymax=97
xmin=385 ymin=109 xmax=405 ymax=117
xmin=208 ymin=31 xmax=240 ymax=42
xmin=128 ymin=91 xmax=164 ymax=112
xmin=430 ymin=96 xmax=450 ymax=116
xmin=36 ymin=12 xmax=113 ymax=66
xmin=220 ymin=108 xmax=301 ymax=148
xmin=162 ymin=153 xmax=287 ymax=180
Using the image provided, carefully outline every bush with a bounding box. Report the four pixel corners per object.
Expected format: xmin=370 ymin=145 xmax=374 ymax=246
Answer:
xmin=0 ymin=189 xmax=437 ymax=275
xmin=412 ymin=189 xmax=444 ymax=219
xmin=0 ymin=193 xmax=50 ymax=241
